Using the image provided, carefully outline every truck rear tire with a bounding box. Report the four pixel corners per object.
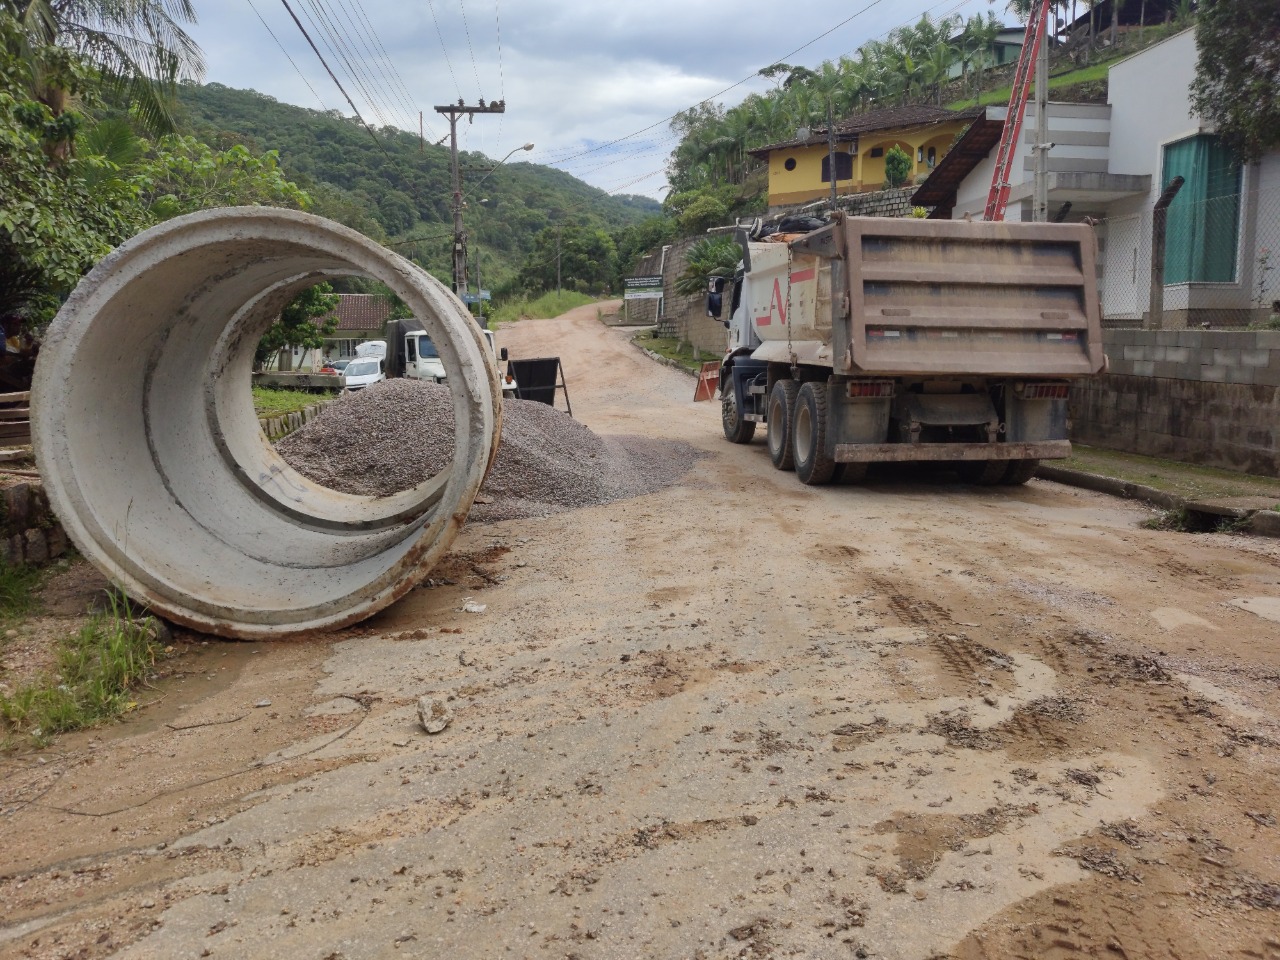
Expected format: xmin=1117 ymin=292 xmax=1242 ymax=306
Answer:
xmin=767 ymin=379 xmax=799 ymax=471
xmin=835 ymin=463 xmax=868 ymax=484
xmin=793 ymin=382 xmax=837 ymax=485
xmin=1002 ymin=458 xmax=1039 ymax=485
xmin=958 ymin=459 xmax=1007 ymax=485
xmin=721 ymin=391 xmax=755 ymax=444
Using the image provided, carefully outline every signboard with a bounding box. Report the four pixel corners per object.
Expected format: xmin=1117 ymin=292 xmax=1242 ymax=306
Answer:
xmin=624 ymin=275 xmax=663 ymax=301
xmin=624 ymin=275 xmax=663 ymax=289
xmin=460 ymin=291 xmax=492 ymax=304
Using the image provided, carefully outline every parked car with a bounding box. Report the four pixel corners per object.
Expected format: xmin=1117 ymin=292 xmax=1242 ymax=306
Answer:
xmin=330 ymin=358 xmax=351 ymax=374
xmin=341 ymin=357 xmax=385 ymax=391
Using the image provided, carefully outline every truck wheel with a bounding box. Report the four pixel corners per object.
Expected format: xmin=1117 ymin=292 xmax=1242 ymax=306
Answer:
xmin=958 ymin=460 xmax=1007 ymax=485
xmin=721 ymin=391 xmax=755 ymax=444
xmin=1002 ymin=458 xmax=1039 ymax=485
xmin=767 ymin=379 xmax=799 ymax=471
xmin=793 ymin=382 xmax=837 ymax=485
xmin=835 ymin=462 xmax=868 ymax=484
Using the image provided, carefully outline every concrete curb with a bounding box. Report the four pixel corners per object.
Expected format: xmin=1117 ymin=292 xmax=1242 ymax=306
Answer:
xmin=632 ymin=341 xmax=699 ymax=378
xmin=1036 ymin=463 xmax=1280 ymax=539
xmin=1034 ymin=465 xmax=1183 ymax=510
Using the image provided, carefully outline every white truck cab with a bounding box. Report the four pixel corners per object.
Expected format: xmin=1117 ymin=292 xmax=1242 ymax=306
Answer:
xmin=402 ymin=327 xmax=517 ymax=397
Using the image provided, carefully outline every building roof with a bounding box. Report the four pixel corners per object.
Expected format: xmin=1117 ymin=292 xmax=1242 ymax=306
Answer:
xmin=321 ymin=293 xmax=392 ymax=332
xmin=749 ymin=104 xmax=984 ymax=157
xmin=910 ymin=106 xmax=1006 ymax=215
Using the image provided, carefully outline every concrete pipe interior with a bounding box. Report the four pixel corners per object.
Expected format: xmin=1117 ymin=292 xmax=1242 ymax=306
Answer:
xmin=32 ymin=208 xmax=500 ymax=639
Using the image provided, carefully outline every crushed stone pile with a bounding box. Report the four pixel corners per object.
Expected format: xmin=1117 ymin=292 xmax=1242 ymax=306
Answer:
xmin=276 ymin=379 xmax=701 ymax=522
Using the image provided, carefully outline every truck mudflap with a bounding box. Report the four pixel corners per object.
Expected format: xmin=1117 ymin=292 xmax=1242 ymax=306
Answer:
xmin=832 ymin=440 xmax=1070 ymax=463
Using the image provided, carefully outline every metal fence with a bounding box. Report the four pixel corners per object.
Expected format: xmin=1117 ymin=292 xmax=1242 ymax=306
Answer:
xmin=1094 ymin=183 xmax=1280 ymax=330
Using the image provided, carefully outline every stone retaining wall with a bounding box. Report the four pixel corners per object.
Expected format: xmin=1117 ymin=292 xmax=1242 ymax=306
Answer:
xmin=1 ymin=481 xmax=67 ymax=566
xmin=1071 ymin=329 xmax=1280 ymax=476
xmin=259 ymin=400 xmax=330 ymax=441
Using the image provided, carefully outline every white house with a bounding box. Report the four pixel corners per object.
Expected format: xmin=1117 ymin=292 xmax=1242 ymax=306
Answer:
xmin=913 ymin=28 xmax=1280 ymax=328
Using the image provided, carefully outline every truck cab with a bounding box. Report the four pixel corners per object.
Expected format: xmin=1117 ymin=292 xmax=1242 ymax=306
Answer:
xmin=401 ymin=327 xmax=517 ymax=398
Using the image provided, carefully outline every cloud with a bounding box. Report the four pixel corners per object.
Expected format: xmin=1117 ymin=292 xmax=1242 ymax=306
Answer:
xmin=192 ymin=0 xmax=986 ymax=198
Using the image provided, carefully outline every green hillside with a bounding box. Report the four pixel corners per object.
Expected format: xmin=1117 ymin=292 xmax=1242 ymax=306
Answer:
xmin=176 ymin=83 xmax=661 ymax=289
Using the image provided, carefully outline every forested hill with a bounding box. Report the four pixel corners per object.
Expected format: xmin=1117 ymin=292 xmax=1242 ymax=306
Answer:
xmin=176 ymin=83 xmax=660 ymax=280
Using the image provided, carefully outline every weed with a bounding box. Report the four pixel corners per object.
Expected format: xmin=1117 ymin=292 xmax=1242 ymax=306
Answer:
xmin=0 ymin=562 xmax=41 ymax=621
xmin=1140 ymin=508 xmax=1193 ymax=532
xmin=1 ymin=592 xmax=163 ymax=748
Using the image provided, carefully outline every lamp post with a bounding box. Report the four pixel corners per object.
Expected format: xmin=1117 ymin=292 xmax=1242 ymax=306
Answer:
xmin=463 ymin=142 xmax=532 ymax=321
xmin=468 ymin=142 xmax=534 ymax=196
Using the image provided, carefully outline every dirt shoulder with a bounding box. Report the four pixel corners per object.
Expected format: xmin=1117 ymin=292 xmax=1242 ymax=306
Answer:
xmin=2 ymin=303 xmax=1278 ymax=960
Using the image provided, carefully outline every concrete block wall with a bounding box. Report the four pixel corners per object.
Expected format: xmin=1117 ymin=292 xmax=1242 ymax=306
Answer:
xmin=1 ymin=481 xmax=67 ymax=567
xmin=259 ymin=400 xmax=330 ymax=442
xmin=1070 ymin=329 xmax=1280 ymax=475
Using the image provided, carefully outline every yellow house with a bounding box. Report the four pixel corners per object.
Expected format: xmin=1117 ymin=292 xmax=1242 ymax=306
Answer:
xmin=750 ymin=104 xmax=983 ymax=208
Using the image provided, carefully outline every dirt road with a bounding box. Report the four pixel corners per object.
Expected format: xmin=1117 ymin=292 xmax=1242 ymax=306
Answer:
xmin=3 ymin=304 xmax=1279 ymax=959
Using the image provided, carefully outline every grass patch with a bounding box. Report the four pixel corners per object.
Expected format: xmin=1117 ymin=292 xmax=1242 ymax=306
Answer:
xmin=0 ymin=562 xmax=41 ymax=622
xmin=632 ymin=331 xmax=712 ymax=374
xmin=1064 ymin=445 xmax=1280 ymax=502
xmin=488 ymin=291 xmax=597 ymax=324
xmin=1 ymin=594 xmax=164 ymax=748
xmin=252 ymin=386 xmax=334 ymax=417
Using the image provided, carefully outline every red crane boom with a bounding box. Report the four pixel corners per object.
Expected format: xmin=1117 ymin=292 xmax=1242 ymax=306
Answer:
xmin=984 ymin=0 xmax=1053 ymax=221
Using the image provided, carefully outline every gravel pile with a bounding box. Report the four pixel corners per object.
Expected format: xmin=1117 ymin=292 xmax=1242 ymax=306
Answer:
xmin=276 ymin=379 xmax=701 ymax=522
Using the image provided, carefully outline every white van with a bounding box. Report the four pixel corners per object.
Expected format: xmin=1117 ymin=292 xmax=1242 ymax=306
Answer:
xmin=341 ymin=356 xmax=386 ymax=391
xmin=355 ymin=339 xmax=387 ymax=360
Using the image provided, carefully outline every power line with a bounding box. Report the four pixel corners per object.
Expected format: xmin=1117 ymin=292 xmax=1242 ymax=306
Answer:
xmin=244 ymin=0 xmax=330 ymax=112
xmin=277 ymin=0 xmax=394 ymax=161
xmin=299 ymin=0 xmax=394 ymax=129
xmin=542 ymin=0 xmax=894 ymax=171
xmin=342 ymin=0 xmax=433 ymax=136
xmin=426 ymin=0 xmax=463 ymax=101
xmin=323 ymin=0 xmax=419 ymax=129
xmin=458 ymin=0 xmax=486 ymax=99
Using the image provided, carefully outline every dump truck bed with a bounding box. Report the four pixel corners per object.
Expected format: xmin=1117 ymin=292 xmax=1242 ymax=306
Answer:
xmin=754 ymin=216 xmax=1105 ymax=378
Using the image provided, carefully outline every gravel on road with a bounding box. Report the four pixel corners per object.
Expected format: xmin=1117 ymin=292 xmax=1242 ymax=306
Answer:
xmin=275 ymin=379 xmax=702 ymax=522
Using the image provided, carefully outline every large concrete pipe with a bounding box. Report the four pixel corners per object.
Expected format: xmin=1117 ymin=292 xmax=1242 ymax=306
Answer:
xmin=33 ymin=207 xmax=500 ymax=639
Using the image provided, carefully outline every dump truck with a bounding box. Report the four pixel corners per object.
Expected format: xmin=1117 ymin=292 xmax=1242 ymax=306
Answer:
xmin=712 ymin=213 xmax=1105 ymax=485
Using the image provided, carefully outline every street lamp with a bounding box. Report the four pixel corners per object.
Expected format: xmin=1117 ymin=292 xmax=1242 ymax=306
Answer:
xmin=467 ymin=142 xmax=534 ymax=196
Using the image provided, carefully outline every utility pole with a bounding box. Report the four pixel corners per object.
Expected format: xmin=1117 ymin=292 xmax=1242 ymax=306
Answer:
xmin=434 ymin=98 xmax=505 ymax=298
xmin=1032 ymin=10 xmax=1050 ymax=222
xmin=827 ymin=99 xmax=838 ymax=207
xmin=556 ymin=227 xmax=562 ymax=296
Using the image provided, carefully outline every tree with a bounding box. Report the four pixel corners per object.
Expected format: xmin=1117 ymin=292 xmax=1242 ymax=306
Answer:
xmin=884 ymin=145 xmax=913 ymax=187
xmin=1190 ymin=0 xmax=1280 ymax=163
xmin=254 ymin=282 xmax=340 ymax=368
xmin=673 ymin=236 xmax=740 ymax=295
xmin=0 ymin=13 xmax=143 ymax=326
xmin=132 ymin=135 xmax=310 ymax=219
xmin=6 ymin=0 xmax=204 ymax=139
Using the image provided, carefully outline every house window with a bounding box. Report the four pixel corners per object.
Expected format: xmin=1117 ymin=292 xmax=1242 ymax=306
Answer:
xmin=1162 ymin=134 xmax=1241 ymax=284
xmin=821 ymin=153 xmax=853 ymax=183
xmin=927 ymin=147 xmax=937 ymax=168
xmin=869 ymin=147 xmax=884 ymax=158
xmin=784 ymin=157 xmax=797 ymax=171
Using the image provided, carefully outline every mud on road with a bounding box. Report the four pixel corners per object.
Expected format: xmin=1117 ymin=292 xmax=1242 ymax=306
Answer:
xmin=2 ymin=303 xmax=1279 ymax=960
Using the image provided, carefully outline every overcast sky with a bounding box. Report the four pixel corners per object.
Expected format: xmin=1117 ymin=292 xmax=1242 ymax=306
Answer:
xmin=189 ymin=0 xmax=1005 ymax=199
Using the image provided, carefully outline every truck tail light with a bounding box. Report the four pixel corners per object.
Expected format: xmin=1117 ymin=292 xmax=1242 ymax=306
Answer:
xmin=848 ymin=379 xmax=895 ymax=399
xmin=1020 ymin=382 xmax=1070 ymax=399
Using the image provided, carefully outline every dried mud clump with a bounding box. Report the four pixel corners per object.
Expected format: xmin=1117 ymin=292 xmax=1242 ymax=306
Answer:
xmin=276 ymin=379 xmax=701 ymax=521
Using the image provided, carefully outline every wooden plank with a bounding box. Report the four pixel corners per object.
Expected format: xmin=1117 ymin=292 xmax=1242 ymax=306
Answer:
xmin=0 ymin=408 xmax=30 ymax=421
xmin=0 ymin=448 xmax=33 ymax=462
xmin=0 ymin=422 xmax=32 ymax=441
xmin=0 ymin=391 xmax=30 ymax=405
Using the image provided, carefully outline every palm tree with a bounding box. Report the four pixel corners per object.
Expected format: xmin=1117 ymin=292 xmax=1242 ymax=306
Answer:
xmin=6 ymin=0 xmax=205 ymax=137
